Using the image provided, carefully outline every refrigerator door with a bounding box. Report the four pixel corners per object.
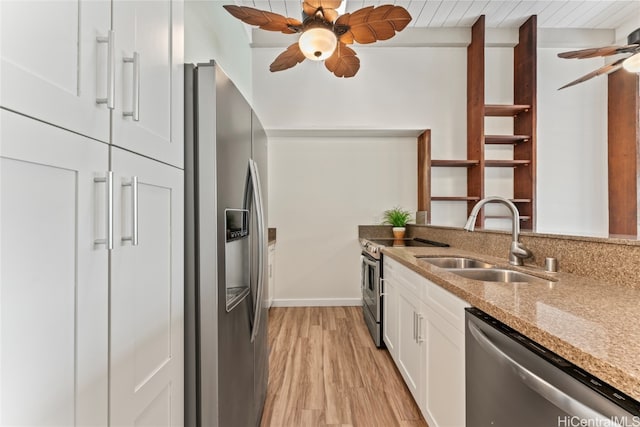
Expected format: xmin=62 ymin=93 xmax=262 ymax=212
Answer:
xmin=214 ymin=63 xmax=255 ymax=427
xmin=251 ymin=110 xmax=269 ymax=424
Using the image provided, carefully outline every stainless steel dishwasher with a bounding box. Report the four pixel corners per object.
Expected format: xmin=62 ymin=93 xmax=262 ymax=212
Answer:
xmin=466 ymin=307 xmax=640 ymax=427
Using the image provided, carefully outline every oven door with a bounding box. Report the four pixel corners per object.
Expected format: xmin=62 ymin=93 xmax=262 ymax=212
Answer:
xmin=361 ymin=253 xmax=380 ymax=321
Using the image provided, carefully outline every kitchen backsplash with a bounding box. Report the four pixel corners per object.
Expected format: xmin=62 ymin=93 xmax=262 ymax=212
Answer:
xmin=359 ymin=224 xmax=640 ymax=289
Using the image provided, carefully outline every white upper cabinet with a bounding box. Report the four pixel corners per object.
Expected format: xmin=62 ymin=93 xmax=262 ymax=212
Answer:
xmin=112 ymin=0 xmax=184 ymax=168
xmin=0 ymin=0 xmax=184 ymax=167
xmin=0 ymin=0 xmax=111 ymax=143
xmin=0 ymin=110 xmax=109 ymax=426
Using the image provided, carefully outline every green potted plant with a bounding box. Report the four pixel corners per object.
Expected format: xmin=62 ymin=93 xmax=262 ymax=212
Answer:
xmin=382 ymin=206 xmax=413 ymax=239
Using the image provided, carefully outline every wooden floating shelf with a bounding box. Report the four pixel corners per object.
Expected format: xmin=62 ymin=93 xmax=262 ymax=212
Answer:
xmin=484 ymin=104 xmax=530 ymax=117
xmin=431 ymin=196 xmax=481 ymax=201
xmin=431 ymin=160 xmax=480 ymax=167
xmin=485 ymin=160 xmax=531 ymax=167
xmin=511 ymin=198 xmax=532 ymax=203
xmin=484 ymin=135 xmax=530 ymax=144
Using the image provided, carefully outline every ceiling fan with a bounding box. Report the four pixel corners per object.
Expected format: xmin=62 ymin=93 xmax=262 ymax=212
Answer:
xmin=557 ymin=27 xmax=640 ymax=90
xmin=223 ymin=1 xmax=411 ymax=78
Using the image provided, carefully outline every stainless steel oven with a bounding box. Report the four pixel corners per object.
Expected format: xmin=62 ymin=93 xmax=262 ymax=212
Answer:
xmin=360 ymin=237 xmax=449 ymax=348
xmin=361 ymin=251 xmax=382 ymax=347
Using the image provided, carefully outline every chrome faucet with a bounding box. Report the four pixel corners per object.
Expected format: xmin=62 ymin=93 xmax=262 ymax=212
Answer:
xmin=464 ymin=196 xmax=532 ymax=266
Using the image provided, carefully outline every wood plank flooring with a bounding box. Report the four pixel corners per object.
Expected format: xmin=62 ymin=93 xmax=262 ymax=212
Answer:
xmin=260 ymin=306 xmax=428 ymax=427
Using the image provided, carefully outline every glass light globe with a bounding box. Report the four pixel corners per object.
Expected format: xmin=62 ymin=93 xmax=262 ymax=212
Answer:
xmin=622 ymin=53 xmax=640 ymax=73
xmin=298 ymin=27 xmax=337 ymax=61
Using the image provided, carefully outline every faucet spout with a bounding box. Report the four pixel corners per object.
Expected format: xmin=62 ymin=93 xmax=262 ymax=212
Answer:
xmin=464 ymin=196 xmax=532 ymax=266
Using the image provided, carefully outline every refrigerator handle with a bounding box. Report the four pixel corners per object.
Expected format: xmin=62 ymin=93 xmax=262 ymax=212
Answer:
xmin=244 ymin=159 xmax=266 ymax=343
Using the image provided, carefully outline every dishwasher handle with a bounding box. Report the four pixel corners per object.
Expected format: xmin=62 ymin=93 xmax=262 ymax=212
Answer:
xmin=467 ymin=321 xmax=619 ymax=426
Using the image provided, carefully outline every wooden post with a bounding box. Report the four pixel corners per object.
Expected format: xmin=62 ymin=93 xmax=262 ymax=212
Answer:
xmin=608 ymin=69 xmax=640 ymax=236
xmin=467 ymin=15 xmax=485 ymax=225
xmin=417 ymin=130 xmax=431 ymax=224
xmin=514 ymin=15 xmax=537 ymax=231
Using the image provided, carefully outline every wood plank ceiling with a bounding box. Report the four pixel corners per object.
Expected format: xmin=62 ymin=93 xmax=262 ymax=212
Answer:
xmin=236 ymin=1 xmax=640 ymax=29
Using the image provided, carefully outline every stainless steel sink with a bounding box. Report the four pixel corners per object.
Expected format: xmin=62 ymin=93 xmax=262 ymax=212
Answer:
xmin=446 ymin=268 xmax=550 ymax=284
xmin=417 ymin=256 xmax=495 ymax=269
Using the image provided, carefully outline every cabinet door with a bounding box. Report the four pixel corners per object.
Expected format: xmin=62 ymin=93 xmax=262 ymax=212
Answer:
xmin=382 ymin=276 xmax=398 ymax=359
xmin=110 ymin=147 xmax=184 ymax=427
xmin=0 ymin=0 xmax=111 ymax=143
xmin=424 ymin=308 xmax=466 ymax=427
xmin=397 ymin=288 xmax=426 ymax=405
xmin=0 ymin=110 xmax=109 ymax=426
xmin=112 ymin=0 xmax=184 ymax=167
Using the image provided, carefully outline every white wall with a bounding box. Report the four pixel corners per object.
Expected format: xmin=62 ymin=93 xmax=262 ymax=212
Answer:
xmin=268 ymin=136 xmax=416 ymax=305
xmin=185 ymin=0 xmax=253 ymax=102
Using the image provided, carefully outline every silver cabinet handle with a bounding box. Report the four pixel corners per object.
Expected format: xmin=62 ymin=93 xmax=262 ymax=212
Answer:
xmin=96 ymin=31 xmax=115 ymax=109
xmin=94 ymin=171 xmax=113 ymax=250
xmin=467 ymin=321 xmax=615 ymax=425
xmin=123 ymin=52 xmax=140 ymax=121
xmin=416 ymin=314 xmax=424 ymax=343
xmin=121 ymin=176 xmax=139 ymax=246
xmin=413 ymin=312 xmax=418 ymax=341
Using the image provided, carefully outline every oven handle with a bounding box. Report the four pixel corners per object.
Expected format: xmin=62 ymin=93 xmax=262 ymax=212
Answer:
xmin=362 ymin=254 xmax=378 ymax=268
xmin=468 ymin=321 xmax=617 ymax=425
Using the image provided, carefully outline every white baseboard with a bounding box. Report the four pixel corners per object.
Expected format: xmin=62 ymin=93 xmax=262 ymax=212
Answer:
xmin=270 ymin=298 xmax=362 ymax=307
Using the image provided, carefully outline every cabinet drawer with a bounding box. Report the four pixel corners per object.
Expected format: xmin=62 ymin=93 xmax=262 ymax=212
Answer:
xmin=426 ymin=277 xmax=469 ymax=332
xmin=383 ymin=257 xmax=427 ymax=302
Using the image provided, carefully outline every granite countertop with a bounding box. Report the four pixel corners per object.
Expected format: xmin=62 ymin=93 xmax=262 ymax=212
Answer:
xmin=380 ymin=244 xmax=640 ymax=402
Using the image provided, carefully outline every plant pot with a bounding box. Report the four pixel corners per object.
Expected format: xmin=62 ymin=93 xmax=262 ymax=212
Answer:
xmin=392 ymin=227 xmax=406 ymax=240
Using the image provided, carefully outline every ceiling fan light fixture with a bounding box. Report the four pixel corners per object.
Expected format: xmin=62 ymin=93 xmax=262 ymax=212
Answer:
xmin=622 ymin=53 xmax=640 ymax=73
xmin=298 ymin=27 xmax=337 ymax=61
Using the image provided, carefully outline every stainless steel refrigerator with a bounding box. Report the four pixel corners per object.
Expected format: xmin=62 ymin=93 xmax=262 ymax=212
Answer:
xmin=184 ymin=61 xmax=269 ymax=427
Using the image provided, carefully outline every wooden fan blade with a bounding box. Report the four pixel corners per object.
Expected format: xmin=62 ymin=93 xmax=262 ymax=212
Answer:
xmin=303 ymin=1 xmax=341 ymax=21
xmin=558 ymin=58 xmax=625 ymax=90
xmin=223 ymin=5 xmax=302 ymax=34
xmin=303 ymin=0 xmax=343 ymax=13
xmin=335 ymin=5 xmax=411 ymax=45
xmin=558 ymin=44 xmax=639 ymax=59
xmin=325 ymin=43 xmax=360 ymax=78
xmin=270 ymin=43 xmax=306 ymax=72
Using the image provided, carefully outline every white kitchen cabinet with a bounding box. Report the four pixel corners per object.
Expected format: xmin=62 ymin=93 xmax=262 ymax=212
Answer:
xmin=0 ymin=110 xmax=109 ymax=426
xmin=112 ymin=0 xmax=184 ymax=168
xmin=110 ymin=146 xmax=184 ymax=427
xmin=1 ymin=2 xmax=184 ymax=423
xmin=382 ymin=256 xmax=469 ymax=427
xmin=0 ymin=0 xmax=184 ymax=168
xmin=424 ymin=307 xmax=466 ymax=427
xmin=382 ymin=276 xmax=398 ymax=359
xmin=268 ymin=243 xmax=276 ymax=307
xmin=397 ymin=288 xmax=427 ymax=405
xmin=0 ymin=0 xmax=111 ymax=143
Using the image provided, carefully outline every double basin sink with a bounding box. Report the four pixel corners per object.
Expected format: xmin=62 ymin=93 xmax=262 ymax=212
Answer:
xmin=417 ymin=256 xmax=553 ymax=285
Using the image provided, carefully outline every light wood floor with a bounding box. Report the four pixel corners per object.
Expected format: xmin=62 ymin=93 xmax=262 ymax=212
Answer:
xmin=260 ymin=306 xmax=428 ymax=427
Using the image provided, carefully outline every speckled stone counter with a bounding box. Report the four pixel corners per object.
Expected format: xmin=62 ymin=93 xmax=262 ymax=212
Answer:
xmin=378 ymin=244 xmax=640 ymax=403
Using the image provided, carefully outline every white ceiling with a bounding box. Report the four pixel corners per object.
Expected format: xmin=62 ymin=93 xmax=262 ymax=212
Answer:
xmin=237 ymin=1 xmax=640 ymax=30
